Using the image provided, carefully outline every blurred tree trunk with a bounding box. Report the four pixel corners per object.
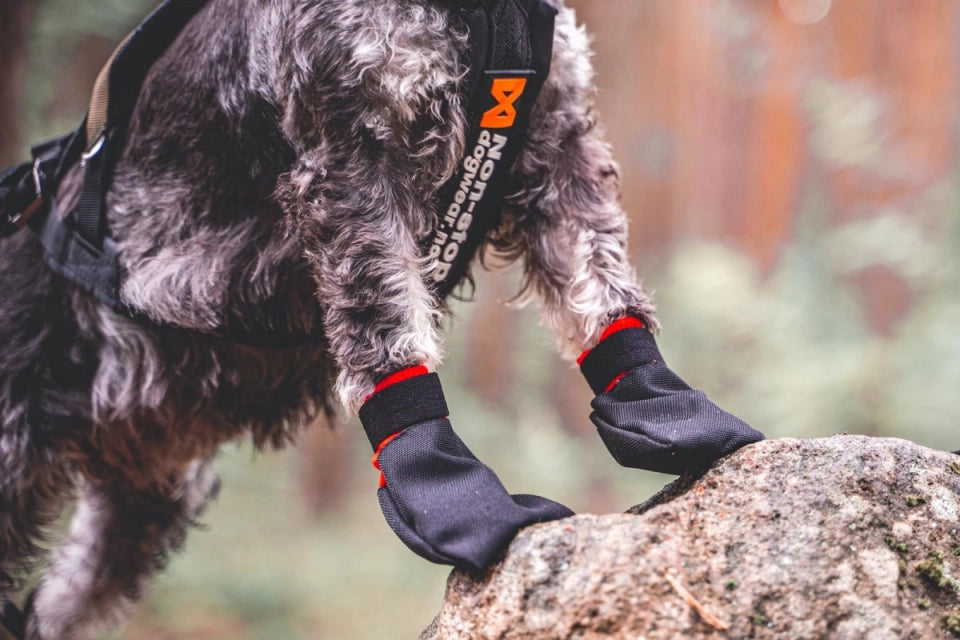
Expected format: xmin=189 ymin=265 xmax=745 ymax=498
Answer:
xmin=301 ymin=423 xmax=355 ymax=515
xmin=0 ymin=0 xmax=35 ymax=166
xmin=464 ymin=269 xmax=519 ymax=408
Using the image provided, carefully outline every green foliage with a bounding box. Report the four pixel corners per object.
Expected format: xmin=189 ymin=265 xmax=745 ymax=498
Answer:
xmin=654 ymin=181 xmax=960 ymax=452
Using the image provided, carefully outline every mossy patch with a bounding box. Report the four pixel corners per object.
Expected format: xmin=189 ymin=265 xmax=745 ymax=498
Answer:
xmin=751 ymin=614 xmax=769 ymax=626
xmin=945 ymin=611 xmax=960 ymax=637
xmin=916 ymin=551 xmax=960 ymax=594
xmin=725 ymin=580 xmax=738 ymax=591
xmin=886 ymin=537 xmax=909 ymax=554
xmin=905 ymin=495 xmax=927 ymax=507
xmin=898 ymin=579 xmax=917 ymax=591
xmin=918 ymin=598 xmax=931 ymax=610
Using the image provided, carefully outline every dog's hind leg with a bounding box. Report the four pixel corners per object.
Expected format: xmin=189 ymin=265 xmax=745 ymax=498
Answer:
xmin=0 ymin=463 xmax=73 ymax=624
xmin=26 ymin=457 xmax=220 ymax=640
xmin=0 ymin=234 xmax=89 ymax=623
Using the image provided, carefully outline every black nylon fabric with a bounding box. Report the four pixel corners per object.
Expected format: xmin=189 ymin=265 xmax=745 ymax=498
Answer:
xmin=579 ymin=326 xmax=663 ymax=395
xmin=0 ymin=163 xmax=35 ymax=239
xmin=488 ymin=0 xmax=535 ymax=69
xmin=75 ymin=144 xmax=109 ymax=246
xmin=357 ymin=373 xmax=449 ymax=450
xmin=375 ymin=417 xmax=573 ymax=573
xmin=102 ymin=1 xmax=209 ymax=130
xmin=427 ymin=0 xmax=556 ymax=297
xmin=359 ymin=374 xmax=573 ymax=572
xmin=2 ymin=131 xmax=78 ymax=239
xmin=590 ymin=364 xmax=765 ymax=475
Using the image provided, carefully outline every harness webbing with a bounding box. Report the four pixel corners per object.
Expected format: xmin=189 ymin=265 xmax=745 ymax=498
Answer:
xmin=1 ymin=0 xmax=210 ymax=313
xmin=427 ymin=0 xmax=557 ymax=297
xmin=85 ymin=32 xmax=133 ymax=153
xmin=0 ymin=0 xmax=557 ymax=347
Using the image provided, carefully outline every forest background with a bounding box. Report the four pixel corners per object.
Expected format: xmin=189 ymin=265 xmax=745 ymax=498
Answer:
xmin=1 ymin=0 xmax=958 ymax=638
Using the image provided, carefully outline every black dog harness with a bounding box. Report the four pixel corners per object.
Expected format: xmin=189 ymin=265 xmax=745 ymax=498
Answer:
xmin=427 ymin=0 xmax=557 ymax=296
xmin=0 ymin=1 xmax=210 ymax=312
xmin=0 ymin=0 xmax=555 ymax=349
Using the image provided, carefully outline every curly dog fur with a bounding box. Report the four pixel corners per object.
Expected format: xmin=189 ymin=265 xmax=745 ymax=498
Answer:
xmin=0 ymin=0 xmax=656 ymax=637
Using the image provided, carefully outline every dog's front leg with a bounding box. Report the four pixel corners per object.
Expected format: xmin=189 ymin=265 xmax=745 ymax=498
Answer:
xmin=496 ymin=6 xmax=764 ymax=474
xmin=292 ymin=162 xmax=444 ymax=414
xmin=285 ymin=156 xmax=571 ymax=572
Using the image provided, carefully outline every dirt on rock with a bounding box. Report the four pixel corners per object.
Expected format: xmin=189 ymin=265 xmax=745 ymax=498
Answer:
xmin=421 ymin=436 xmax=960 ymax=640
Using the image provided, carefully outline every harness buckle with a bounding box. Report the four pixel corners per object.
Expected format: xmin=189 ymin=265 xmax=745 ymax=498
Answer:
xmin=80 ymin=134 xmax=106 ymax=168
xmin=6 ymin=157 xmax=46 ymax=230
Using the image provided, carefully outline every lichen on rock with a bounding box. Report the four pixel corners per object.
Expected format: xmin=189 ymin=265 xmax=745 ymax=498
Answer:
xmin=422 ymin=436 xmax=960 ymax=640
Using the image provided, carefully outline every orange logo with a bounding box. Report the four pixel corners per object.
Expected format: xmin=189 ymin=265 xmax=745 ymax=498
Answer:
xmin=480 ymin=77 xmax=528 ymax=129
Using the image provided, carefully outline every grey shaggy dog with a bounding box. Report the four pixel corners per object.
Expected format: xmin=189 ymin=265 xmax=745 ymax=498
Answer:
xmin=0 ymin=0 xmax=658 ymax=637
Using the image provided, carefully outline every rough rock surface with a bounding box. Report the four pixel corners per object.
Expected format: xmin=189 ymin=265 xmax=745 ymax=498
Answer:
xmin=421 ymin=436 xmax=960 ymax=639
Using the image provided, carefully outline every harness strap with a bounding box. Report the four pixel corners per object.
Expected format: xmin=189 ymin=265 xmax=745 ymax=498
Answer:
xmin=73 ymin=29 xmax=133 ymax=247
xmin=13 ymin=0 xmax=210 ymax=313
xmin=0 ymin=131 xmax=77 ymax=240
xmin=0 ymin=162 xmax=41 ymax=238
xmin=76 ymin=0 xmax=210 ymax=251
xmin=86 ymin=32 xmax=134 ymax=152
xmin=427 ymin=0 xmax=557 ymax=297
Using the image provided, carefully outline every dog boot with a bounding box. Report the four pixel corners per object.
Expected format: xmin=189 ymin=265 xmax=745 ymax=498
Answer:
xmin=579 ymin=317 xmax=765 ymax=475
xmin=359 ymin=366 xmax=574 ymax=573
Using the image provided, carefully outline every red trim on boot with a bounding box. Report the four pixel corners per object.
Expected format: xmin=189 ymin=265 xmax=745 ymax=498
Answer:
xmin=372 ymin=431 xmax=404 ymax=488
xmin=602 ymin=371 xmax=627 ymax=393
xmin=374 ymin=365 xmax=430 ymax=394
xmin=364 ymin=365 xmax=430 ymax=404
xmin=364 ymin=364 xmax=434 ymax=487
xmin=577 ymin=317 xmax=646 ymax=365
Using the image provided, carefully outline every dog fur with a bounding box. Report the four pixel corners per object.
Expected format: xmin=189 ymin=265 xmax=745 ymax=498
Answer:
xmin=0 ymin=0 xmax=656 ymax=637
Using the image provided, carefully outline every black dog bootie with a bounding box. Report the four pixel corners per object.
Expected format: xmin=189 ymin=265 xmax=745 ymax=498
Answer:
xmin=359 ymin=367 xmax=573 ymax=573
xmin=579 ymin=318 xmax=765 ymax=475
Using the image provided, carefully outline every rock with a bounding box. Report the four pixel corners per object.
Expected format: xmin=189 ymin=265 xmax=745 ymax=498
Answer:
xmin=421 ymin=436 xmax=960 ymax=640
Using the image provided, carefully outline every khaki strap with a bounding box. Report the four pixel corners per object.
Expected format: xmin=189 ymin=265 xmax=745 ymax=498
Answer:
xmin=85 ymin=31 xmax=133 ymax=151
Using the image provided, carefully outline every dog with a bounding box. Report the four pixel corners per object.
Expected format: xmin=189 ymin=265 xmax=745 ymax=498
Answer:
xmin=0 ymin=1 xmax=763 ymax=638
